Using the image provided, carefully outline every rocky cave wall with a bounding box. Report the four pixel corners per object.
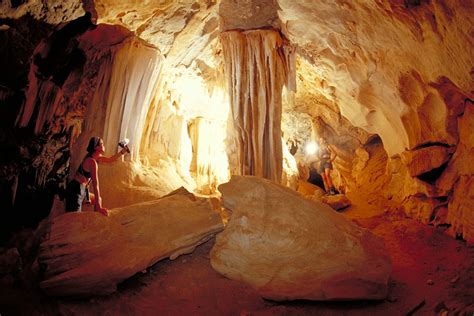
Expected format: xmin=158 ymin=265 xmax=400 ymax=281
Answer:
xmin=219 ymin=0 xmax=473 ymax=241
xmin=0 ymin=0 xmax=473 ymax=242
xmin=275 ymin=0 xmax=474 ymax=241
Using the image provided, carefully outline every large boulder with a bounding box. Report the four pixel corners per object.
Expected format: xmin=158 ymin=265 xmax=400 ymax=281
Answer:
xmin=38 ymin=188 xmax=223 ymax=296
xmin=211 ymin=176 xmax=391 ymax=301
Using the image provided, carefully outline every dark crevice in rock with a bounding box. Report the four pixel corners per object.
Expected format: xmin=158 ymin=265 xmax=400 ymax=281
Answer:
xmin=34 ymin=13 xmax=94 ymax=87
xmin=10 ymin=0 xmax=26 ymax=8
xmin=365 ymin=134 xmax=383 ymax=147
xmin=434 ymin=196 xmax=448 ymax=203
xmin=404 ymin=0 xmax=427 ymax=8
xmin=455 ymin=233 xmax=464 ymax=241
xmin=465 ymin=98 xmax=474 ymax=107
xmin=307 ymin=170 xmax=325 ymax=190
xmin=416 ymin=161 xmax=449 ymax=184
xmin=412 ymin=142 xmax=452 ymax=150
xmin=0 ymin=15 xmax=54 ymax=89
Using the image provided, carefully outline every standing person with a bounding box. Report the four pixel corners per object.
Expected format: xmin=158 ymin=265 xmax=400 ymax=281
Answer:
xmin=317 ymin=137 xmax=338 ymax=195
xmin=65 ymin=136 xmax=127 ymax=215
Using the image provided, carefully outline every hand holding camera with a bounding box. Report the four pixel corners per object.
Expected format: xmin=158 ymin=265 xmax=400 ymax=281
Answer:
xmin=118 ymin=138 xmax=130 ymax=155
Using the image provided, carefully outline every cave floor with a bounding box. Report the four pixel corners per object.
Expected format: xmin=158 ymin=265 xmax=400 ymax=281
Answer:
xmin=1 ymin=194 xmax=473 ymax=316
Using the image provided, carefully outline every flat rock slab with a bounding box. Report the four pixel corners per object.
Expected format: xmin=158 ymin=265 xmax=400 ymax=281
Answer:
xmin=400 ymin=146 xmax=451 ymax=177
xmin=39 ymin=188 xmax=223 ymax=296
xmin=321 ymin=194 xmax=352 ymax=211
xmin=211 ymin=176 xmax=391 ymax=301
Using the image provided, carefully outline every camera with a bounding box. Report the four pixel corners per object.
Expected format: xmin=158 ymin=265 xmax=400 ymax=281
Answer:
xmin=118 ymin=138 xmax=130 ymax=153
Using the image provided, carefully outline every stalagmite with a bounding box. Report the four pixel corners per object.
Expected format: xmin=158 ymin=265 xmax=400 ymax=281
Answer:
xmin=220 ymin=29 xmax=295 ymax=183
xmin=39 ymin=188 xmax=223 ymax=296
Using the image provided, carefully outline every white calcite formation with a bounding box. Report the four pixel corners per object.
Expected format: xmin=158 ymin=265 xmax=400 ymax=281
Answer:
xmin=39 ymin=188 xmax=223 ymax=296
xmin=211 ymin=176 xmax=391 ymax=301
xmin=71 ymin=25 xmax=163 ymax=164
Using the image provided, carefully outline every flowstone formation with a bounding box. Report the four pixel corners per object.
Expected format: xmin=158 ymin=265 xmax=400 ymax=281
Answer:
xmin=39 ymin=188 xmax=223 ymax=296
xmin=211 ymin=176 xmax=392 ymax=301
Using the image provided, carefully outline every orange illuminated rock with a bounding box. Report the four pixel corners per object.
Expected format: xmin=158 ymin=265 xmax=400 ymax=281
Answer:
xmin=296 ymin=180 xmax=324 ymax=197
xmin=211 ymin=176 xmax=391 ymax=301
xmin=38 ymin=188 xmax=223 ymax=296
xmin=438 ymin=104 xmax=474 ymax=241
xmin=400 ymin=146 xmax=451 ymax=177
xmin=320 ymin=194 xmax=351 ymax=211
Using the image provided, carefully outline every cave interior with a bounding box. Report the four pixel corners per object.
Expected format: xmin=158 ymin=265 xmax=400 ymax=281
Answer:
xmin=0 ymin=0 xmax=473 ymax=315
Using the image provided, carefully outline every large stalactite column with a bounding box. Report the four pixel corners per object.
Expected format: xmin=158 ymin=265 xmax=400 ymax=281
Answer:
xmin=102 ymin=40 xmax=162 ymax=162
xmin=220 ymin=29 xmax=294 ymax=183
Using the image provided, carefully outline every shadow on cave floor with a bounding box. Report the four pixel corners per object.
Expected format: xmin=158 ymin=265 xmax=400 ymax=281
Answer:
xmin=1 ymin=191 xmax=473 ymax=316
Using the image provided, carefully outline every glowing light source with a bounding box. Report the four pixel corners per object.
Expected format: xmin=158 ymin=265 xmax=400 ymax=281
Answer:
xmin=305 ymin=142 xmax=319 ymax=155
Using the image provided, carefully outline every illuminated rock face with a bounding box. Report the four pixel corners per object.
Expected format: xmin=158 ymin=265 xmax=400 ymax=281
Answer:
xmin=211 ymin=176 xmax=391 ymax=301
xmin=39 ymin=188 xmax=223 ymax=296
xmin=400 ymin=145 xmax=452 ymax=177
xmin=278 ymin=0 xmax=473 ymax=157
xmin=437 ymin=104 xmax=474 ymax=242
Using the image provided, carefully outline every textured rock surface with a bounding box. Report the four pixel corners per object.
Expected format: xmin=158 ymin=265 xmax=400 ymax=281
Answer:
xmin=219 ymin=0 xmax=279 ymax=31
xmin=400 ymin=145 xmax=452 ymax=177
xmin=278 ymin=0 xmax=474 ymax=156
xmin=39 ymin=188 xmax=223 ymax=296
xmin=0 ymin=0 xmax=84 ymax=24
xmin=321 ymin=194 xmax=352 ymax=211
xmin=438 ymin=103 xmax=474 ymax=241
xmin=211 ymin=176 xmax=391 ymax=301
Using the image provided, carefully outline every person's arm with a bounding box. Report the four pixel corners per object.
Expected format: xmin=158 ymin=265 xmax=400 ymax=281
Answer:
xmin=89 ymin=158 xmax=108 ymax=216
xmin=96 ymin=148 xmax=126 ymax=164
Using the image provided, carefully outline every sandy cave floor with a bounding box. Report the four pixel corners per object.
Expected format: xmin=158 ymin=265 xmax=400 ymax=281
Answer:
xmin=1 ymin=193 xmax=474 ymax=316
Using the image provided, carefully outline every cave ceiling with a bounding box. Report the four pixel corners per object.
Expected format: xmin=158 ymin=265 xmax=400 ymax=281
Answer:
xmin=2 ymin=0 xmax=472 ymax=156
xmin=90 ymin=0 xmax=473 ymax=157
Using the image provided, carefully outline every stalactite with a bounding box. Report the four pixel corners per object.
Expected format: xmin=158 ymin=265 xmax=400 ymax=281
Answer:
xmin=16 ymin=51 xmax=66 ymax=134
xmin=101 ymin=39 xmax=162 ymax=162
xmin=15 ymin=24 xmax=163 ymax=186
xmin=140 ymin=79 xmax=165 ymax=153
xmin=220 ymin=29 xmax=295 ymax=182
